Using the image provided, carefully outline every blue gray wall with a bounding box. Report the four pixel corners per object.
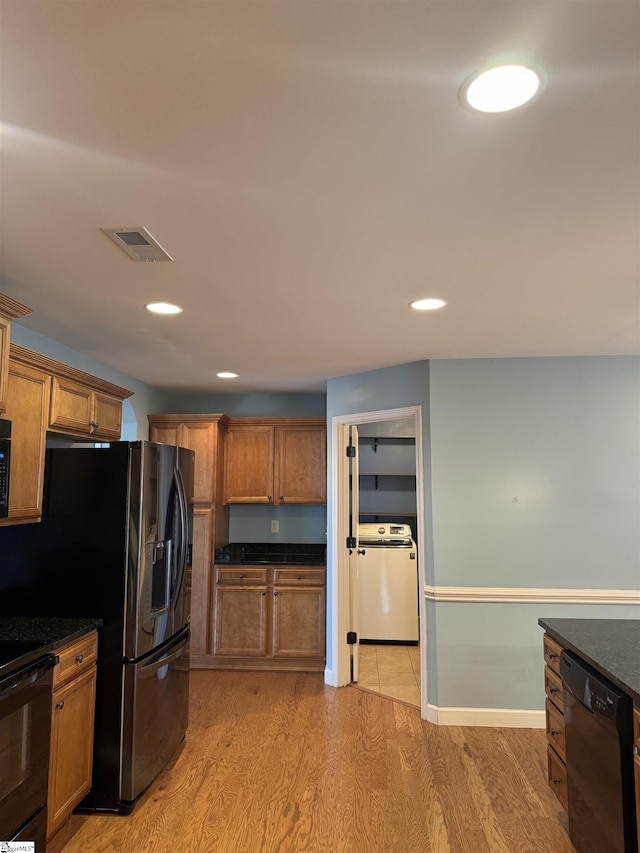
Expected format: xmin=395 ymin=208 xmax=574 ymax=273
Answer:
xmin=428 ymin=356 xmax=640 ymax=710
xmin=162 ymin=392 xmax=326 ymax=418
xmin=11 ymin=325 xmax=328 ymax=541
xmin=11 ymin=324 xmax=172 ymax=438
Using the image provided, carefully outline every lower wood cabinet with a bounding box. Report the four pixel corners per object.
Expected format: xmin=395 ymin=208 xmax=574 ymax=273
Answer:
xmin=212 ymin=565 xmax=325 ymax=671
xmin=542 ymin=633 xmax=567 ymax=810
xmin=48 ymin=631 xmax=97 ymax=841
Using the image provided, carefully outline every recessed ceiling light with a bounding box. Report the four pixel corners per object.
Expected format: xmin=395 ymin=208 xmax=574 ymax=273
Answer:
xmin=409 ymin=298 xmax=448 ymax=311
xmin=462 ymin=64 xmax=541 ymax=113
xmin=145 ymin=302 xmax=183 ymax=315
xmin=216 ymin=371 xmax=239 ymax=379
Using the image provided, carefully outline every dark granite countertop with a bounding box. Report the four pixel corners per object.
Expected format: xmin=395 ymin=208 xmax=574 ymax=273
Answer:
xmin=215 ymin=542 xmax=326 ymax=566
xmin=0 ymin=616 xmax=102 ymax=679
xmin=538 ymin=618 xmax=640 ymax=704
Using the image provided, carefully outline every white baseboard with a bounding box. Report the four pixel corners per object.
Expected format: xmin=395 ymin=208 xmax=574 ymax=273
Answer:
xmin=426 ymin=704 xmax=546 ymax=728
xmin=324 ymin=667 xmax=335 ymax=686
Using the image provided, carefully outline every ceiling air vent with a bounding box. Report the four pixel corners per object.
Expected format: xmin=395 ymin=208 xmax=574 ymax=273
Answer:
xmin=102 ymin=227 xmax=173 ymax=262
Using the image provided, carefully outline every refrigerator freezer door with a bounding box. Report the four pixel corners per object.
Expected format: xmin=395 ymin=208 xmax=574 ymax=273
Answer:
xmin=120 ymin=628 xmax=190 ymax=803
xmin=124 ymin=443 xmax=193 ymax=660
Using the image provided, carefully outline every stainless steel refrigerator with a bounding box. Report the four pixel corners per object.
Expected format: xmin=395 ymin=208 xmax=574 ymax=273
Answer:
xmin=0 ymin=441 xmax=194 ymax=813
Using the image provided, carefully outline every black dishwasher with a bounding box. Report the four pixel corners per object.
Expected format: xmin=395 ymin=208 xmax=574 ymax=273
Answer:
xmin=560 ymin=649 xmax=638 ymax=853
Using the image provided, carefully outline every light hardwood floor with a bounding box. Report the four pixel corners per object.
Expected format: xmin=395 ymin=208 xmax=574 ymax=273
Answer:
xmin=49 ymin=671 xmax=575 ymax=853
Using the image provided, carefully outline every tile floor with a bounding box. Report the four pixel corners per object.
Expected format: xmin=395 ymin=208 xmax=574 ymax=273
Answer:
xmin=354 ymin=643 xmax=421 ymax=708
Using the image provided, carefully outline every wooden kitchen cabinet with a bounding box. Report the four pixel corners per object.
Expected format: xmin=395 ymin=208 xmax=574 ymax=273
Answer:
xmin=0 ymin=315 xmax=9 ymax=413
xmin=148 ymin=414 xmax=228 ymax=504
xmin=211 ymin=565 xmax=325 ymax=670
xmin=213 ymin=569 xmax=269 ymax=657
xmin=0 ymin=356 xmax=50 ymax=525
xmin=0 ymin=346 xmax=132 ymax=526
xmin=48 ymin=631 xmax=98 ymax=840
xmin=223 ymin=419 xmax=326 ymax=505
xmin=148 ymin=414 xmax=230 ymax=665
xmin=0 ymin=293 xmax=31 ymax=413
xmin=49 ymin=376 xmax=123 ymax=439
xmin=10 ymin=344 xmax=132 ymax=442
xmin=272 ymin=568 xmax=325 ymax=659
xmin=542 ymin=633 xmax=567 ymax=810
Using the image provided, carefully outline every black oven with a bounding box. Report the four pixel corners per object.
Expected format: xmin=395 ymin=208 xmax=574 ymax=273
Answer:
xmin=0 ymin=650 xmax=56 ymax=850
xmin=0 ymin=418 xmax=10 ymax=518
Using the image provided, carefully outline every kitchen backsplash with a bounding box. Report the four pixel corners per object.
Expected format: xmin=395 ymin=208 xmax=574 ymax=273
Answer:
xmin=228 ymin=504 xmax=327 ymax=543
xmin=215 ymin=542 xmax=326 ymax=565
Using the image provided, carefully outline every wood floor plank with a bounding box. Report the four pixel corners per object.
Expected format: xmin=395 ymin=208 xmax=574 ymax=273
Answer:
xmin=48 ymin=671 xmax=575 ymax=853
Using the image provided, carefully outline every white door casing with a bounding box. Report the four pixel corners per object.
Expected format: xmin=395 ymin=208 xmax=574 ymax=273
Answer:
xmin=348 ymin=424 xmax=359 ymax=682
xmin=328 ymin=406 xmax=428 ymax=719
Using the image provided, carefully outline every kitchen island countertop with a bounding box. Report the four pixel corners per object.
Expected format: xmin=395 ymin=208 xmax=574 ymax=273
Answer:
xmin=538 ymin=617 xmax=640 ymax=703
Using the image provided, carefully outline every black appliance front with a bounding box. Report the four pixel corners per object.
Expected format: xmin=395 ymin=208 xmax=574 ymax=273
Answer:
xmin=11 ymin=805 xmax=47 ymax=850
xmin=0 ymin=441 xmax=194 ymax=815
xmin=561 ymin=650 xmax=637 ymax=853
xmin=0 ymin=654 xmax=55 ymax=851
xmin=0 ymin=417 xmax=11 ymax=518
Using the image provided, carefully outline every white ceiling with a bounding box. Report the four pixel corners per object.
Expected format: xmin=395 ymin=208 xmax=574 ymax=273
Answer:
xmin=1 ymin=1 xmax=638 ymax=394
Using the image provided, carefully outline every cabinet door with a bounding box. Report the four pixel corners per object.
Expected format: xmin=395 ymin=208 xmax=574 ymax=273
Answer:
xmin=213 ymin=586 xmax=268 ymax=656
xmin=223 ymin=425 xmax=274 ymax=503
xmin=271 ymin=586 xmax=326 ymax=658
xmin=47 ymin=665 xmax=97 ymax=839
xmin=191 ymin=507 xmax=214 ymax=656
xmin=182 ymin=422 xmax=217 ymax=503
xmin=0 ymin=315 xmax=9 ymax=412
xmin=276 ymin=425 xmax=326 ymax=504
xmin=0 ymin=361 xmax=50 ymax=523
xmin=149 ymin=423 xmax=180 ymax=447
xmin=92 ymin=392 xmax=122 ymax=439
xmin=49 ymin=376 xmax=93 ymax=433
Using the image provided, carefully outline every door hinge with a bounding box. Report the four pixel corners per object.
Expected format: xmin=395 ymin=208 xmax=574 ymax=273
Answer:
xmin=347 ymin=631 xmax=357 ymax=645
xmin=346 ymin=445 xmax=356 ymax=458
xmin=346 ymin=536 xmax=356 ymax=549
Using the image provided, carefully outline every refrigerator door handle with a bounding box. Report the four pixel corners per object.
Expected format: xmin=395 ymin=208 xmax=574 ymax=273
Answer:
xmin=138 ymin=633 xmax=189 ymax=677
xmin=172 ymin=465 xmax=188 ymax=606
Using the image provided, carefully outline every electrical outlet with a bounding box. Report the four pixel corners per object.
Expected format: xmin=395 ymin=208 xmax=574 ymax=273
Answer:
xmin=270 ymin=520 xmax=279 ymax=533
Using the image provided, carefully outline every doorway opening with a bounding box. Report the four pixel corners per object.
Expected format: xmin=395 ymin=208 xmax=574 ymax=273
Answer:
xmin=330 ymin=405 xmax=427 ymax=717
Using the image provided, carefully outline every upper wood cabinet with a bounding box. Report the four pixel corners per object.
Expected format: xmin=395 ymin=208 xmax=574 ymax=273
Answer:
xmin=7 ymin=345 xmax=133 ymax=441
xmin=148 ymin=414 xmax=228 ymax=504
xmin=0 ymin=293 xmax=32 ymax=413
xmin=0 ymin=357 xmax=50 ymax=525
xmin=50 ymin=376 xmax=123 ymax=439
xmin=0 ymin=346 xmax=132 ymax=526
xmin=223 ymin=419 xmax=326 ymax=505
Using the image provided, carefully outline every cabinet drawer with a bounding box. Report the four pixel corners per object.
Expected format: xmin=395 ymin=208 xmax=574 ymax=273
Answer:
xmin=215 ymin=566 xmax=268 ymax=585
xmin=547 ymin=745 xmax=568 ymax=811
xmin=545 ymin=698 xmax=565 ymax=762
xmin=544 ymin=666 xmax=564 ymax=713
xmin=543 ymin=634 xmax=563 ymax=676
xmin=273 ymin=568 xmax=325 ymax=587
xmin=54 ymin=632 xmax=98 ymax=689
